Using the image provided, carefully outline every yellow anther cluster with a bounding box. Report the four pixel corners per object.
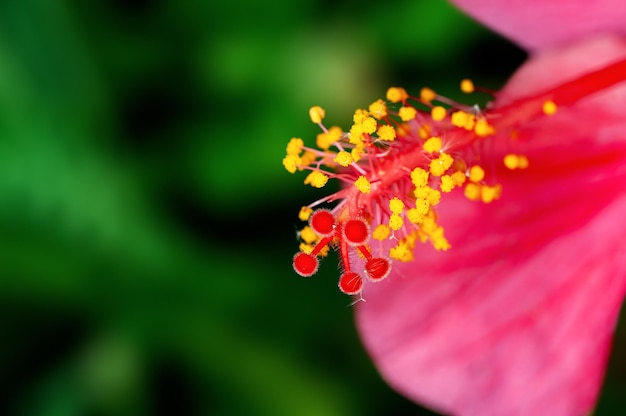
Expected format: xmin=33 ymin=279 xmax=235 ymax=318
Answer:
xmin=389 ymin=197 xmax=405 ymax=214
xmin=283 ymin=137 xmax=307 ymax=173
xmin=460 ymin=79 xmax=475 ymax=93
xmin=418 ymin=124 xmax=431 ymax=139
xmin=440 ymin=175 xmax=455 ymax=192
xmin=286 ymin=138 xmax=304 ymax=155
xmin=353 ymin=109 xmax=369 ymax=124
xmin=300 ymin=226 xmax=318 ymax=244
xmin=423 ymin=136 xmax=442 ymax=153
xmin=543 ymin=100 xmax=558 ymax=115
xmin=414 ymin=186 xmax=441 ymax=206
xmin=451 ymin=111 xmax=476 ymax=130
xmin=373 ymin=224 xmax=391 ymax=240
xmin=399 ymin=106 xmax=417 ymax=121
xmin=420 ymin=87 xmax=436 ymax=103
xmin=369 ymin=99 xmax=388 ymax=119
xmin=407 ymin=207 xmax=425 ymax=224
xmin=334 ymin=151 xmax=353 ymax=167
xmin=431 ymin=106 xmax=447 ymax=121
xmin=464 ymin=182 xmax=502 ymax=203
xmin=474 ymin=118 xmax=495 ymax=137
xmin=309 ymin=106 xmax=326 ymax=124
xmin=386 ymin=87 xmax=409 ymax=103
xmin=354 ymin=175 xmax=371 ymax=193
xmin=503 ymin=154 xmax=529 ymax=170
xmin=469 ymin=165 xmax=485 ymax=182
xmin=300 ymin=241 xmax=330 ymax=257
xmin=351 ymin=145 xmax=364 ymax=162
xmin=451 ymin=170 xmax=466 ymax=186
xmin=304 ymin=171 xmax=328 ymax=188
xmin=377 ymin=124 xmax=396 ymax=141
xmin=282 ymin=155 xmax=299 ymax=173
xmin=389 ymin=213 xmax=404 ymax=231
xmin=429 ymin=153 xmax=454 ymax=176
xmin=410 ymin=167 xmax=429 ymax=188
xmin=299 ymin=206 xmax=313 ymax=221
xmin=316 ymin=126 xmax=342 ymax=150
xmin=390 ymin=232 xmax=419 ymax=262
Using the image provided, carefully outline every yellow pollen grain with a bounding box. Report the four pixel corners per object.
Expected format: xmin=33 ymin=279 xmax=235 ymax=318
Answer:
xmin=410 ymin=167 xmax=429 ymax=188
xmin=300 ymin=226 xmax=318 ymax=244
xmin=420 ymin=87 xmax=436 ymax=103
xmin=373 ymin=224 xmax=391 ymax=240
xmin=282 ymin=154 xmax=300 ymax=173
xmin=369 ymin=99 xmax=388 ymax=119
xmin=399 ymin=106 xmax=417 ymax=121
xmin=460 ymin=79 xmax=475 ymax=93
xmin=349 ymin=124 xmax=364 ymax=145
xmin=481 ymin=184 xmax=502 ymax=203
xmin=543 ymin=100 xmax=558 ymax=115
xmin=309 ymin=106 xmax=325 ymax=124
xmin=353 ymin=108 xmax=370 ymax=124
xmin=474 ymin=118 xmax=495 ymax=136
xmin=351 ymin=145 xmax=364 ymax=162
xmin=361 ymin=117 xmax=377 ymax=134
xmin=518 ymin=155 xmax=529 ymax=169
xmin=451 ymin=170 xmax=466 ymax=186
xmin=390 ymin=241 xmax=414 ymax=262
xmin=377 ymin=124 xmax=396 ymax=141
xmin=304 ymin=171 xmax=328 ymax=188
xmin=354 ymin=175 xmax=371 ymax=193
xmin=334 ymin=151 xmax=353 ymax=167
xmin=316 ymin=126 xmax=342 ymax=150
xmin=431 ymin=232 xmax=451 ymax=251
xmin=504 ymin=154 xmax=529 ymax=170
xmin=431 ymin=106 xmax=447 ymax=121
xmin=426 ymin=187 xmax=441 ymax=206
xmin=286 ymin=138 xmax=304 ymax=155
xmin=451 ymin=111 xmax=469 ymax=128
xmin=387 ymin=87 xmax=409 ymax=103
xmin=389 ymin=213 xmax=404 ymax=231
xmin=407 ymin=208 xmax=424 ymax=224
xmin=418 ymin=124 xmax=431 ymax=139
xmin=299 ymin=206 xmax=313 ymax=221
xmin=389 ymin=197 xmax=405 ymax=214
xmin=440 ymin=175 xmax=455 ymax=192
xmin=413 ymin=197 xmax=430 ymax=215
xmin=429 ymin=153 xmax=454 ymax=176
xmin=299 ymin=243 xmax=314 ymax=255
xmin=423 ymin=136 xmax=442 ymax=153
xmin=469 ymin=165 xmax=485 ymax=182
xmin=464 ymin=182 xmax=481 ymax=201
xmin=300 ymin=151 xmax=316 ymax=167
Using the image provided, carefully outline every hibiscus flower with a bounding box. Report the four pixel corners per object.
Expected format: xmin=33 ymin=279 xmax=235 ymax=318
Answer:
xmin=284 ymin=1 xmax=626 ymax=414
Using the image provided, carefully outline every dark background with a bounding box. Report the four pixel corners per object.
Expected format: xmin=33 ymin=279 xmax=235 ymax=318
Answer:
xmin=0 ymin=0 xmax=623 ymax=414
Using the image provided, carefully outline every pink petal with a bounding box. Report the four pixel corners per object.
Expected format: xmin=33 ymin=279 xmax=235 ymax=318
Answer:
xmin=356 ymin=36 xmax=626 ymax=416
xmin=451 ymin=0 xmax=626 ymax=51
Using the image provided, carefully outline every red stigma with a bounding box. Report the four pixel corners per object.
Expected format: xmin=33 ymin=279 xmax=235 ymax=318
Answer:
xmin=343 ymin=218 xmax=370 ymax=246
xmin=339 ymin=272 xmax=363 ymax=295
xmin=309 ymin=209 xmax=335 ymax=236
xmin=365 ymin=257 xmax=391 ymax=281
xmin=293 ymin=252 xmax=319 ymax=277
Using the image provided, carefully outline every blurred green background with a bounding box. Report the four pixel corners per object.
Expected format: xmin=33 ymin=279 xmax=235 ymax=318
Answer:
xmin=0 ymin=0 xmax=624 ymax=415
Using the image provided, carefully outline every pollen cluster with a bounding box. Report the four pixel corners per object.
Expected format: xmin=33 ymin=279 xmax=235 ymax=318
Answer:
xmin=283 ymin=81 xmax=548 ymax=297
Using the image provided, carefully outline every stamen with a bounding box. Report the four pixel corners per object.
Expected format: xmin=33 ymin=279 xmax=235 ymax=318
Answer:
xmin=286 ymin=58 xmax=626 ymax=295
